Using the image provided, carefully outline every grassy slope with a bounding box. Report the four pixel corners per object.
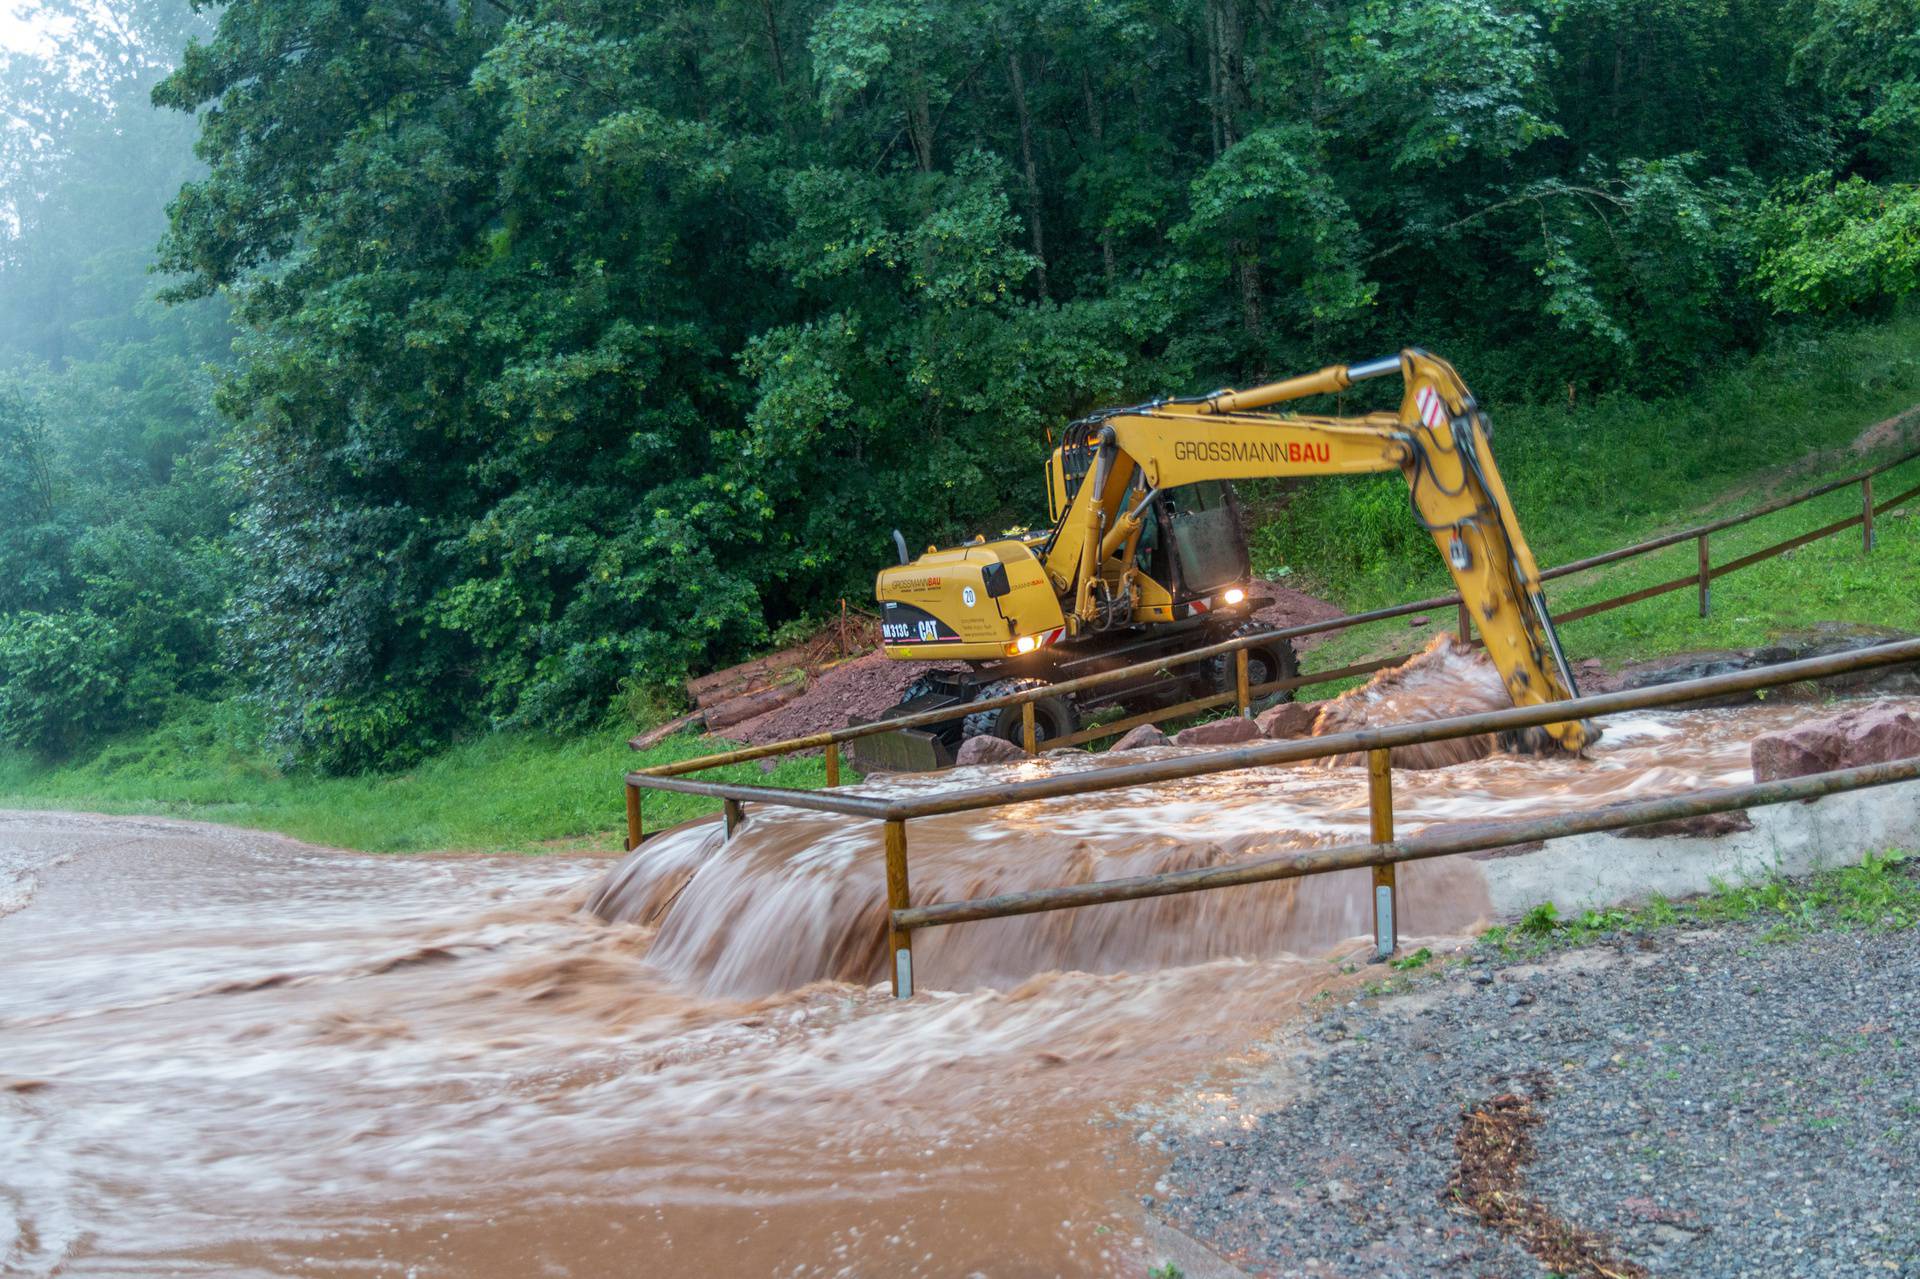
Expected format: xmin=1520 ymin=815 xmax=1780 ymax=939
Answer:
xmin=3 ymin=315 xmax=1916 ymax=853
xmin=1258 ymin=314 xmax=1920 ymax=691
xmin=0 ymin=700 xmax=831 ymax=854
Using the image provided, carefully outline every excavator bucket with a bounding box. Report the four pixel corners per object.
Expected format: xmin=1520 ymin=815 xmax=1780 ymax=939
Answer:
xmin=845 ymin=720 xmax=954 ymax=773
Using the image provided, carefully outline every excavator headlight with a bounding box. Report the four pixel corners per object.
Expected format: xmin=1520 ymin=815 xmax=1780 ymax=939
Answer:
xmin=1012 ymin=634 xmax=1039 ymax=655
xmin=1222 ymin=587 xmax=1247 ymax=607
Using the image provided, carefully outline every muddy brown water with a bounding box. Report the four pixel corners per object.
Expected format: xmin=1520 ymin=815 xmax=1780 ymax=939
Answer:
xmin=1 ymin=693 xmax=1890 ymax=1276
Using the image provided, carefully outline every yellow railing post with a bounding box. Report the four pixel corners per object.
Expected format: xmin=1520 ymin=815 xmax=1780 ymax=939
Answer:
xmin=1235 ymin=648 xmax=1250 ymax=716
xmin=625 ymin=781 xmax=642 ymax=851
xmin=884 ymin=819 xmax=914 ymax=997
xmin=825 ymin=741 xmax=841 ymax=787
xmin=1021 ymin=700 xmax=1037 ymax=754
xmin=1367 ymin=748 xmax=1396 ymax=961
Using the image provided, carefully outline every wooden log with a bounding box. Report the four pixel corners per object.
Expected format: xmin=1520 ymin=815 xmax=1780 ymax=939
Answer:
xmin=628 ymin=709 xmax=708 ymax=752
xmin=685 ymin=644 xmax=815 ymax=705
xmin=703 ymin=679 xmax=806 ymax=731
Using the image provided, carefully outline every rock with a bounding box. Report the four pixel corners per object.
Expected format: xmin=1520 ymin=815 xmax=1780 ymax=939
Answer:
xmin=1603 ymin=626 xmax=1920 ymax=706
xmin=954 ymin=734 xmax=1030 ymax=766
xmin=1751 ymin=703 xmax=1920 ymax=781
xmin=1409 ymin=614 xmax=1430 ymax=627
xmin=1111 ymin=723 xmax=1171 ymax=751
xmin=1174 ymin=716 xmax=1262 ymax=747
xmin=1256 ymin=701 xmax=1318 ymax=740
xmin=1618 ymin=810 xmax=1754 ymax=839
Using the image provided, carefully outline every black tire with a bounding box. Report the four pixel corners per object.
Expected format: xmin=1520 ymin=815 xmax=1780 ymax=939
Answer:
xmin=1204 ymin=623 xmax=1300 ymax=702
xmin=895 ymin=672 xmax=950 ymax=706
xmin=960 ymin=677 xmax=1080 ymax=746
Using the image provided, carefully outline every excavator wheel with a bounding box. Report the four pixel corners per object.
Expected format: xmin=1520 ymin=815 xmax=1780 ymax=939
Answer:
xmin=960 ymin=678 xmax=1080 ymax=748
xmin=1203 ymin=624 xmax=1300 ymax=702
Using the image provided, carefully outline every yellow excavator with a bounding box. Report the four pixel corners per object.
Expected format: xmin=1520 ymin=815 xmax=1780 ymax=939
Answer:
xmin=859 ymin=348 xmax=1589 ymax=768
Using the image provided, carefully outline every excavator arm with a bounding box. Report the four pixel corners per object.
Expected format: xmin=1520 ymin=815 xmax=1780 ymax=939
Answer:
xmin=1048 ymin=348 xmax=1591 ymax=751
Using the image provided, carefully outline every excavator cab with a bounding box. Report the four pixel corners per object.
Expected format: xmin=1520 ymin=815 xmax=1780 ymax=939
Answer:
xmin=1154 ymin=481 xmax=1250 ymax=602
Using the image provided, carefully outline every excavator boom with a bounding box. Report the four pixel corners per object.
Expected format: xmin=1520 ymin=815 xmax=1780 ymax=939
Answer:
xmin=1046 ymin=348 xmax=1588 ymax=749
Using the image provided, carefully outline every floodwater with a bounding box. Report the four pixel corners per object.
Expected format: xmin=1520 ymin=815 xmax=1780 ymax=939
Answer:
xmin=1 ymin=687 xmax=1889 ymax=1276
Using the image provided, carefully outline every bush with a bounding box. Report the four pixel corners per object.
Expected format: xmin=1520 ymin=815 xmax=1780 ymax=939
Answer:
xmin=0 ymin=611 xmax=126 ymax=756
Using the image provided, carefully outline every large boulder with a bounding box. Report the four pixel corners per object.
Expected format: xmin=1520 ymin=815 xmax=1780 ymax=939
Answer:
xmin=1751 ymin=704 xmax=1920 ymax=781
xmin=1111 ymin=723 xmax=1171 ymax=751
xmin=1173 ymin=716 xmax=1261 ymax=747
xmin=1256 ymin=701 xmax=1318 ymax=740
xmin=954 ymin=734 xmax=1029 ymax=766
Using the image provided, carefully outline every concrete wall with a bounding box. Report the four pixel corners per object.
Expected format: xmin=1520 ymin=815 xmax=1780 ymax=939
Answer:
xmin=1475 ymin=778 xmax=1920 ymax=917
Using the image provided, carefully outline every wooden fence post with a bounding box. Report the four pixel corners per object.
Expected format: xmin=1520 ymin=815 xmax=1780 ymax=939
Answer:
xmin=825 ymin=741 xmax=841 ymax=787
xmin=625 ymin=782 xmax=642 ymax=851
xmin=1021 ymin=701 xmax=1038 ymax=754
xmin=1696 ymin=533 xmax=1711 ymax=617
xmin=1235 ymin=648 xmax=1251 ymax=716
xmin=1864 ymin=476 xmax=1876 ymax=552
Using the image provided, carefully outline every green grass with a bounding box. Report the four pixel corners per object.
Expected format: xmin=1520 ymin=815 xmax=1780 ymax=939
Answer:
xmin=0 ymin=699 xmax=832 ymax=854
xmin=1479 ymin=850 xmax=1920 ymax=958
xmin=1249 ymin=311 xmax=1920 ymax=694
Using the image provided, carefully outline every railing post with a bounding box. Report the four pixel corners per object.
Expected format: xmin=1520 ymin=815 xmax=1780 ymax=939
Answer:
xmin=1696 ymin=533 xmax=1711 ymax=617
xmin=884 ymin=819 xmax=914 ymax=997
xmin=1864 ymin=475 xmax=1876 ymax=552
xmin=1021 ymin=700 xmax=1038 ymax=754
xmin=1367 ymin=748 xmax=1396 ymax=962
xmin=723 ymin=797 xmax=745 ymax=839
xmin=1456 ymin=600 xmax=1472 ymax=646
xmin=825 ymin=741 xmax=841 ymax=787
xmin=625 ymin=781 xmax=642 ymax=852
xmin=1235 ymin=648 xmax=1251 ymax=716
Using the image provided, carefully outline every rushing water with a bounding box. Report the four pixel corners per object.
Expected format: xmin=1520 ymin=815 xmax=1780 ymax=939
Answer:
xmin=2 ymin=679 xmax=1894 ymax=1276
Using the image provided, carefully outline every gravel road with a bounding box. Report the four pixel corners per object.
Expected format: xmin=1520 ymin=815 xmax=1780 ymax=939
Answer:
xmin=1141 ymin=901 xmax=1920 ymax=1278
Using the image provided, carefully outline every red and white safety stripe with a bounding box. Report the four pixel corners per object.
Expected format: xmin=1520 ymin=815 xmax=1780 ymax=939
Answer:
xmin=1035 ymin=626 xmax=1065 ymax=646
xmin=1414 ymin=384 xmax=1449 ymax=429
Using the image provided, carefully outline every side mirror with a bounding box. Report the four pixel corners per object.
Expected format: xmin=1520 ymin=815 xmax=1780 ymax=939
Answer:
xmin=981 ymin=561 xmax=1011 ymax=598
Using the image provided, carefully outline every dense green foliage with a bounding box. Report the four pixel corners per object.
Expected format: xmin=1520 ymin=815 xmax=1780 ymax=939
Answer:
xmin=0 ymin=3 xmax=234 ymax=756
xmin=4 ymin=0 xmax=1919 ymax=771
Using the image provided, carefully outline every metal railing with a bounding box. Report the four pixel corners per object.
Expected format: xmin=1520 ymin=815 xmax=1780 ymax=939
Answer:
xmin=628 ymin=638 xmax=1920 ymax=996
xmin=623 ymin=441 xmax=1920 ymax=849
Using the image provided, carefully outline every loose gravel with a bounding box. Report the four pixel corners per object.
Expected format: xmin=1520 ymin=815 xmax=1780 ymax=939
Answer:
xmin=1139 ymin=908 xmax=1920 ymax=1277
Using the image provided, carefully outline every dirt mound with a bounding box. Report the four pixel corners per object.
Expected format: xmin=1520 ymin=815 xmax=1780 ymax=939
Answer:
xmin=722 ymin=650 xmax=947 ymax=745
xmin=1250 ymin=581 xmax=1347 ymax=648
